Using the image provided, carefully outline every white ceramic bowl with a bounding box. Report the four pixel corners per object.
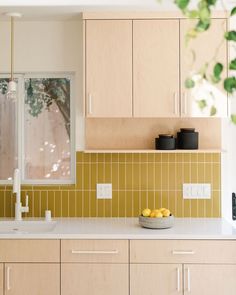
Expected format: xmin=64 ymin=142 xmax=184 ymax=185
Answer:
xmin=139 ymin=215 xmax=174 ymax=229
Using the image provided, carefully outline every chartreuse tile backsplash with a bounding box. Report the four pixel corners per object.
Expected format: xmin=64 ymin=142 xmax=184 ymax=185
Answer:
xmin=0 ymin=152 xmax=221 ymax=218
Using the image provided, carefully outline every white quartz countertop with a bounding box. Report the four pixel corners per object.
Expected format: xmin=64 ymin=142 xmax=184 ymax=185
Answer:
xmin=0 ymin=218 xmax=236 ymax=239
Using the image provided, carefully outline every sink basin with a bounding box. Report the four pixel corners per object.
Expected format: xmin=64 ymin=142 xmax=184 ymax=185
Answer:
xmin=0 ymin=220 xmax=57 ymax=234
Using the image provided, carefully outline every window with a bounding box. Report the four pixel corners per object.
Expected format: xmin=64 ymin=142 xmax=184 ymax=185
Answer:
xmin=0 ymin=74 xmax=75 ymax=184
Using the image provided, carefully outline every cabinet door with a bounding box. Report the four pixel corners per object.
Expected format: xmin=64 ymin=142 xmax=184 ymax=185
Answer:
xmin=4 ymin=263 xmax=60 ymax=295
xmin=133 ymin=20 xmax=180 ymax=117
xmin=184 ymin=264 xmax=236 ymax=295
xmin=180 ymin=19 xmax=228 ymax=117
xmin=61 ymin=263 xmax=129 ymax=295
xmin=0 ymin=264 xmax=3 ymax=295
xmin=86 ymin=20 xmax=132 ymax=117
xmin=130 ymin=264 xmax=182 ymax=295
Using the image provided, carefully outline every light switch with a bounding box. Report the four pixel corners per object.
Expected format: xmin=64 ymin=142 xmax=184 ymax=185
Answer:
xmin=183 ymin=184 xmax=211 ymax=199
xmin=96 ymin=183 xmax=112 ymax=199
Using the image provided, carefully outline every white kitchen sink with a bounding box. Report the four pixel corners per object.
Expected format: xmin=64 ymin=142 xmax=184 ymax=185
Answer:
xmin=0 ymin=220 xmax=57 ymax=234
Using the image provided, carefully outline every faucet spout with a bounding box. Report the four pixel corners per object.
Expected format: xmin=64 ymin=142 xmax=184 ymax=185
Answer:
xmin=13 ymin=168 xmax=29 ymax=221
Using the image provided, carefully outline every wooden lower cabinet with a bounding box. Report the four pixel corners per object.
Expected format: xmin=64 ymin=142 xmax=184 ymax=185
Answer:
xmin=130 ymin=264 xmax=182 ymax=295
xmin=4 ymin=263 xmax=60 ymax=295
xmin=185 ymin=264 xmax=236 ymax=295
xmin=61 ymin=263 xmax=129 ymax=295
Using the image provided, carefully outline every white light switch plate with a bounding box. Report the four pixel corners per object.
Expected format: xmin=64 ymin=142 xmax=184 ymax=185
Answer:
xmin=183 ymin=183 xmax=211 ymax=199
xmin=96 ymin=184 xmax=112 ymax=199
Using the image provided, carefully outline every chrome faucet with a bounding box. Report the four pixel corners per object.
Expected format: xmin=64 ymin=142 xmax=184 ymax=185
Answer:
xmin=13 ymin=169 xmax=29 ymax=221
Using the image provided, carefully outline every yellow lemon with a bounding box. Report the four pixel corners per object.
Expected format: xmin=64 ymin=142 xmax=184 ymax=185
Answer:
xmin=162 ymin=209 xmax=171 ymax=217
xmin=159 ymin=208 xmax=166 ymax=213
xmin=142 ymin=208 xmax=151 ymax=217
xmin=150 ymin=211 xmax=156 ymax=218
xmin=154 ymin=211 xmax=163 ymax=218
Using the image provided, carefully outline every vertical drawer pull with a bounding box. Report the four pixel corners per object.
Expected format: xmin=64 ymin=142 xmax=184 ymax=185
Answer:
xmin=182 ymin=92 xmax=188 ymax=115
xmin=172 ymin=250 xmax=195 ymax=255
xmin=173 ymin=92 xmax=179 ymax=115
xmin=71 ymin=250 xmax=119 ymax=255
xmin=6 ymin=266 xmax=11 ymax=291
xmin=176 ymin=267 xmax=181 ymax=292
xmin=185 ymin=267 xmax=191 ymax=292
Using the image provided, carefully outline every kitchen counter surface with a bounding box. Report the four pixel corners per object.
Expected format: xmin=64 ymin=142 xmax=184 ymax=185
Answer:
xmin=0 ymin=218 xmax=236 ymax=239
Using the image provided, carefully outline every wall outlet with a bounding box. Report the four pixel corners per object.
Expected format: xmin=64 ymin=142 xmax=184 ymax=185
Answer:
xmin=96 ymin=184 xmax=112 ymax=199
xmin=183 ymin=184 xmax=211 ymax=199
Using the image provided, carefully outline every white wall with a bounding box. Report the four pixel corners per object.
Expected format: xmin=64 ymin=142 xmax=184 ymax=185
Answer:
xmin=0 ymin=20 xmax=84 ymax=150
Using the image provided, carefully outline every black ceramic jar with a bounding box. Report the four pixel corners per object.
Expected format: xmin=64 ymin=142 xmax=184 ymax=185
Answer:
xmin=177 ymin=128 xmax=198 ymax=149
xmin=155 ymin=134 xmax=176 ymax=150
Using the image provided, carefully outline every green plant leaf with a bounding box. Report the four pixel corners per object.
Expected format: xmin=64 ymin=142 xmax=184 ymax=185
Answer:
xmin=199 ymin=6 xmax=210 ymax=23
xmin=174 ymin=0 xmax=190 ymax=10
xmin=195 ymin=20 xmax=210 ymax=32
xmin=185 ymin=78 xmax=195 ymax=88
xmin=231 ymin=114 xmax=236 ymax=124
xmin=210 ymin=105 xmax=217 ymax=116
xmin=229 ymin=58 xmax=236 ymax=70
xmin=207 ymin=0 xmax=217 ymax=5
xmin=198 ymin=99 xmax=207 ymax=110
xmin=225 ymin=31 xmax=236 ymax=41
xmin=224 ymin=77 xmax=236 ymax=93
xmin=231 ymin=7 xmax=236 ymax=16
xmin=186 ymin=10 xmax=199 ymax=18
xmin=214 ymin=63 xmax=223 ymax=77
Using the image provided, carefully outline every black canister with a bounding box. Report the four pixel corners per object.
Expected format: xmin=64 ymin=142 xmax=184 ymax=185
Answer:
xmin=177 ymin=128 xmax=198 ymax=149
xmin=155 ymin=134 xmax=176 ymax=150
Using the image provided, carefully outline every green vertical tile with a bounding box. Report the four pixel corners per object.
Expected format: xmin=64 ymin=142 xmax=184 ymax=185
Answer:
xmin=5 ymin=191 xmax=12 ymax=217
xmin=119 ymin=193 xmax=126 ymax=217
xmin=0 ymin=191 xmax=5 ymax=217
xmin=75 ymin=191 xmax=83 ymax=217
xmin=97 ymin=199 xmax=104 ymax=217
xmin=105 ymin=200 xmax=112 ymax=217
xmin=111 ymin=191 xmax=119 ymax=217
xmin=41 ymin=191 xmax=48 ymax=217
xmin=54 ymin=191 xmax=62 ymax=217
xmin=126 ymin=163 xmax=133 ymax=190
xmin=126 ymin=191 xmax=133 ymax=217
xmin=140 ymin=163 xmax=148 ymax=190
xmin=48 ymin=191 xmax=55 ymax=217
xmin=69 ymin=191 xmax=76 ymax=217
xmin=90 ymin=191 xmax=97 ymax=217
xmin=133 ymin=191 xmax=140 ymax=217
xmin=119 ymin=163 xmax=126 ymax=190
xmin=33 ymin=191 xmax=41 ymax=217
xmin=83 ymin=191 xmax=90 ymax=217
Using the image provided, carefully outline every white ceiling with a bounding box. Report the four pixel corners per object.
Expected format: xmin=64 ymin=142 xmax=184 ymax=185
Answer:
xmin=0 ymin=0 xmax=233 ymax=20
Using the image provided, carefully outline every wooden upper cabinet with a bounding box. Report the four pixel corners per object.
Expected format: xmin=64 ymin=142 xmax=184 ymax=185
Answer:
xmin=133 ymin=20 xmax=180 ymax=117
xmin=86 ymin=20 xmax=132 ymax=117
xmin=180 ymin=19 xmax=228 ymax=117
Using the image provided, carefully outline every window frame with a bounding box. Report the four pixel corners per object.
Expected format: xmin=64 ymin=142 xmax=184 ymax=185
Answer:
xmin=0 ymin=72 xmax=76 ymax=185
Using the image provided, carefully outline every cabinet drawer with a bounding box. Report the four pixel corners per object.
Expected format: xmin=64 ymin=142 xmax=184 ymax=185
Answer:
xmin=130 ymin=240 xmax=236 ymax=264
xmin=61 ymin=240 xmax=128 ymax=263
xmin=0 ymin=240 xmax=60 ymax=262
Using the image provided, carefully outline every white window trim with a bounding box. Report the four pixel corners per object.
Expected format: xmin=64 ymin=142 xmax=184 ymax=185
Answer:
xmin=0 ymin=72 xmax=76 ymax=185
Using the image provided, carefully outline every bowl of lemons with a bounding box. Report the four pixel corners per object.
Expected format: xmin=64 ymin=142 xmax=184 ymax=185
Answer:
xmin=139 ymin=208 xmax=174 ymax=229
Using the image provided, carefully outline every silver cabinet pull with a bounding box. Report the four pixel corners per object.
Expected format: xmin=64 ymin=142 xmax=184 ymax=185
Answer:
xmin=185 ymin=267 xmax=191 ymax=292
xmin=182 ymin=92 xmax=188 ymax=115
xmin=71 ymin=249 xmax=119 ymax=255
xmin=6 ymin=266 xmax=11 ymax=291
xmin=176 ymin=267 xmax=181 ymax=292
xmin=172 ymin=250 xmax=195 ymax=255
xmin=173 ymin=92 xmax=179 ymax=115
xmin=88 ymin=93 xmax=92 ymax=115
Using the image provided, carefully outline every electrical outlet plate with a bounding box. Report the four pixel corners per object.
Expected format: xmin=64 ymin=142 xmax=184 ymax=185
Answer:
xmin=96 ymin=183 xmax=112 ymax=199
xmin=183 ymin=183 xmax=211 ymax=199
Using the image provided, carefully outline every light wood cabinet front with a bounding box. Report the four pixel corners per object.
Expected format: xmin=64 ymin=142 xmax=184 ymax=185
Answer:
xmin=61 ymin=263 xmax=129 ymax=295
xmin=86 ymin=20 xmax=132 ymax=117
xmin=0 ymin=264 xmax=3 ymax=295
xmin=180 ymin=19 xmax=228 ymax=117
xmin=133 ymin=19 xmax=180 ymax=117
xmin=4 ymin=263 xmax=60 ymax=295
xmin=130 ymin=264 xmax=182 ymax=295
xmin=184 ymin=264 xmax=236 ymax=295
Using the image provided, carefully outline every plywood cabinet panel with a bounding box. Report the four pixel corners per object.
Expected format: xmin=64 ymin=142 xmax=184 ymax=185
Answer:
xmin=4 ymin=263 xmax=60 ymax=295
xmin=130 ymin=264 xmax=182 ymax=295
xmin=61 ymin=239 xmax=128 ymax=263
xmin=133 ymin=20 xmax=180 ymax=117
xmin=0 ymin=240 xmax=60 ymax=262
xmin=180 ymin=19 xmax=228 ymax=117
xmin=61 ymin=264 xmax=129 ymax=295
xmin=86 ymin=20 xmax=132 ymax=117
xmin=184 ymin=264 xmax=236 ymax=295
